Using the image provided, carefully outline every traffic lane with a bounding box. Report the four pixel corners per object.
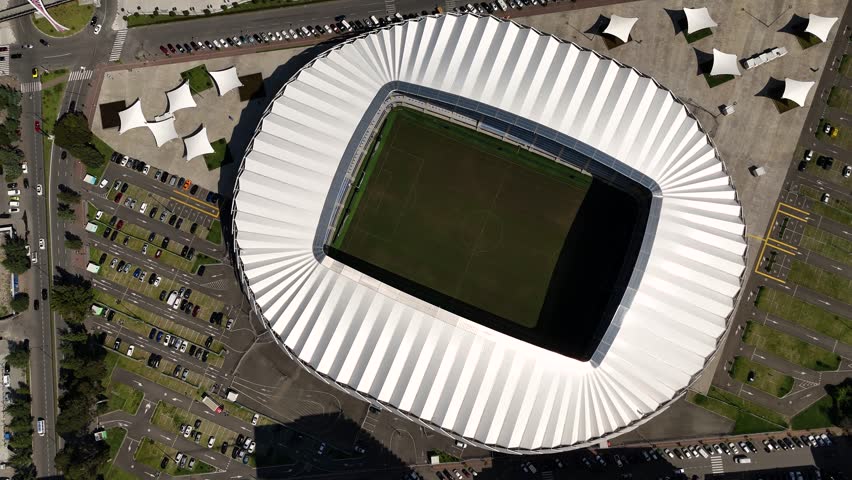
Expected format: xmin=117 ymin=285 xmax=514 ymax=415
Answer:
xmin=788 ymin=280 xmax=852 ymax=322
xmin=90 ymin=276 xmax=224 ymax=338
xmin=756 ymin=310 xmax=851 ymax=358
xmin=732 ymin=343 xmax=821 ymax=384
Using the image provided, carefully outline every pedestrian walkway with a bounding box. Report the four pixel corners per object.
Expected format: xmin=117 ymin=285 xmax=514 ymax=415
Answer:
xmin=109 ymin=29 xmax=127 ymax=62
xmin=710 ymin=455 xmax=724 ymax=474
xmin=69 ymin=68 xmax=93 ymax=82
xmin=21 ymin=81 xmax=41 ymax=93
xmin=0 ymin=45 xmax=9 ymax=76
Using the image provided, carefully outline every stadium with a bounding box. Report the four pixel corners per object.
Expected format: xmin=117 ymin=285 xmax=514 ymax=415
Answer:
xmin=231 ymin=13 xmax=748 ymax=453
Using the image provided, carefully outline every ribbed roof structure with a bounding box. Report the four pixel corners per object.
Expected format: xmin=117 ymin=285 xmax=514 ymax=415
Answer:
xmin=232 ymin=13 xmax=746 ymax=453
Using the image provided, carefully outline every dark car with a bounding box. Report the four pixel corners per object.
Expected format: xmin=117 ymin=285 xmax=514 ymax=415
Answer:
xmin=33 ymin=299 xmax=39 ymax=310
xmin=189 ymin=184 xmax=199 ymax=195
xmin=117 ymin=260 xmax=125 ymax=271
xmin=113 ymin=338 xmax=121 ymax=350
xmin=148 ymin=232 xmax=156 ymax=242
xmin=210 ymin=193 xmax=220 ymax=204
xmin=186 ymin=248 xmax=195 ymax=260
xmin=798 ymin=160 xmax=807 ymax=171
xmin=178 ymin=177 xmax=185 ymax=187
xmin=181 ymin=246 xmax=189 ymax=257
xmin=168 ymin=215 xmax=177 ymax=226
xmin=160 ymin=171 xmax=169 ymax=183
xmin=110 ymin=230 xmax=119 ymax=241
xmin=41 ymin=289 xmax=47 ymax=300
xmin=120 ymin=182 xmax=129 ymax=193
xmin=190 ymin=223 xmax=198 ymax=234
xmin=148 ymin=274 xmax=157 ymax=285
xmin=204 ymin=40 xmax=214 ymax=49
xmin=205 ymin=191 xmax=214 ymax=202
xmin=173 ymin=365 xmax=182 ymax=377
xmin=180 ymin=299 xmax=188 ymax=310
xmin=183 ymin=288 xmax=192 ymax=299
xmin=197 ymin=265 xmax=206 ymax=276
xmin=183 ymin=43 xmax=192 ymax=53
xmin=102 ymin=227 xmax=112 ymax=239
xmin=116 ymin=220 xmax=124 ymax=230
xmin=159 ymin=290 xmax=167 ymax=301
xmin=160 ymin=457 xmax=169 ymax=469
xmin=175 ymin=217 xmax=184 ymax=229
xmin=90 ymin=16 xmax=98 ymax=26
xmin=107 ymin=310 xmax=116 ymax=321
xmin=98 ymin=253 xmax=107 ymax=264
xmin=122 ymin=236 xmax=129 ymax=246
xmin=149 ymin=328 xmax=157 ymax=339
xmin=221 ymin=442 xmax=229 ymax=454
xmin=188 ymin=345 xmax=197 ymax=356
xmin=156 ymin=331 xmax=164 ymax=342
xmin=232 ymin=446 xmax=241 ymax=459
xmin=68 ymin=100 xmax=76 ymax=112
xmin=190 ymin=41 xmax=200 ymax=50
xmin=109 ymin=216 xmax=117 ymax=226
xmin=149 ymin=207 xmax=158 ymax=219
xmin=204 ymin=336 xmax=213 ymax=348
xmin=194 ymin=348 xmax=203 ymax=360
xmin=39 ymin=38 xmax=49 ymax=46
xmin=167 ymin=43 xmax=176 ymax=53
xmin=114 ymin=192 xmax=123 ymax=203
xmin=192 ymin=305 xmax=200 ymax=317
xmin=162 ymin=237 xmax=170 ymax=248
xmin=201 ymin=350 xmax=209 ymax=362
xmin=236 ymin=434 xmax=245 ymax=446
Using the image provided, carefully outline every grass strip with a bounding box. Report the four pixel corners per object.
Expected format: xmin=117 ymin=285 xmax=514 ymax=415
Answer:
xmin=790 ymin=395 xmax=835 ymax=430
xmin=106 ymin=382 xmax=144 ymax=414
xmin=827 ymin=86 xmax=852 ymax=114
xmin=40 ymin=68 xmax=68 ymax=84
xmin=32 ymin=1 xmax=94 ymax=37
xmin=800 ymin=225 xmax=852 ymax=265
xmin=788 ymin=261 xmax=852 ymax=305
xmin=126 ymin=0 xmax=330 ymax=27
xmin=206 ymin=220 xmax=222 ymax=244
xmin=135 ymin=437 xmax=216 ymax=475
xmin=755 ymin=287 xmax=852 ymax=345
xmin=743 ymin=321 xmax=840 ymax=371
xmin=40 ymin=82 xmax=66 ymax=134
xmin=730 ymin=356 xmax=793 ymax=397
xmin=179 ymin=65 xmax=212 ymax=94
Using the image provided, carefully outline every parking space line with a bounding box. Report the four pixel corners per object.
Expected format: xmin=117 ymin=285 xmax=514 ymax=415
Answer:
xmin=779 ymin=202 xmax=809 ymax=215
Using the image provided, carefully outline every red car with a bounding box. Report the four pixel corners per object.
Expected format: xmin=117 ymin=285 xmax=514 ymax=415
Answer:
xmin=155 ymin=249 xmax=162 ymax=258
xmin=114 ymin=192 xmax=123 ymax=203
xmin=34 ymin=120 xmax=40 ymax=133
xmin=116 ymin=220 xmax=124 ymax=230
xmin=192 ymin=305 xmax=200 ymax=317
xmin=159 ymin=45 xmax=169 ymax=56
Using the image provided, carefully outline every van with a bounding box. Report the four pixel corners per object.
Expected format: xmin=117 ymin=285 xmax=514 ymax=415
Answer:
xmin=369 ymin=15 xmax=379 ymax=26
xmin=7 ymin=189 xmax=20 ymax=196
xmin=37 ymin=418 xmax=45 ymax=436
xmin=341 ymin=20 xmax=352 ymax=31
xmin=734 ymin=455 xmax=751 ymax=464
xmin=9 ymin=201 xmax=19 ymax=207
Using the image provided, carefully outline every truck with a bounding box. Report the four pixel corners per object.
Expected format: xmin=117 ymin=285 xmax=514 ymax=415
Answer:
xmin=201 ymin=393 xmax=224 ymax=414
xmin=166 ymin=291 xmax=178 ymax=307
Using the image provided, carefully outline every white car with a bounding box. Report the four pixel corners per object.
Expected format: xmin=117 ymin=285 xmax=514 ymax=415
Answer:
xmin=219 ymin=38 xmax=229 ymax=48
xmin=120 ymin=156 xmax=129 ymax=166
xmin=212 ymin=39 xmax=221 ymax=49
xmin=126 ymin=345 xmax=134 ymax=357
xmin=32 ymin=252 xmax=37 ymax=264
xmin=180 ymin=340 xmax=188 ymax=352
xmin=142 ymin=165 xmax=150 ymax=175
xmin=37 ymin=418 xmax=45 ymax=436
xmin=39 ymin=238 xmax=45 ymax=250
xmin=154 ymin=276 xmax=161 ymax=287
xmin=139 ymin=202 xmax=148 ymax=214
xmin=248 ymin=441 xmax=256 ymax=453
xmin=21 ymin=163 xmax=28 ymax=174
xmin=95 ymin=210 xmax=103 ymax=220
xmin=36 ymin=184 xmax=43 ymax=195
xmin=822 ymin=192 xmax=831 ymax=204
xmin=9 ymin=208 xmax=20 ymax=213
xmin=251 ymin=413 xmax=259 ymax=425
xmin=2 ymin=374 xmax=9 ymax=387
xmin=94 ymin=24 xmax=102 ymax=34
xmin=208 ymin=436 xmax=215 ymax=448
xmin=99 ymin=178 xmax=109 ymax=188
xmin=843 ymin=165 xmax=851 ymax=178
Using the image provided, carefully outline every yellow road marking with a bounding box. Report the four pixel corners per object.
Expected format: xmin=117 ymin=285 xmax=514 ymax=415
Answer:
xmin=169 ymin=196 xmax=219 ymax=218
xmin=172 ymin=189 xmax=220 ymax=215
xmin=779 ymin=202 xmax=809 ymax=215
xmin=766 ymin=237 xmax=798 ymax=251
xmin=765 ymin=244 xmax=798 ymax=256
xmin=778 ymin=210 xmax=809 ymax=222
xmin=754 ymin=270 xmax=786 ymax=284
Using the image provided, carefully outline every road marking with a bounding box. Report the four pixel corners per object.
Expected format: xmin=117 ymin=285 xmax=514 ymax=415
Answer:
xmin=110 ymin=29 xmax=128 ymax=62
xmin=710 ymin=455 xmax=724 ymax=474
xmin=21 ymin=81 xmax=42 ymax=93
xmin=68 ymin=68 xmax=93 ymax=82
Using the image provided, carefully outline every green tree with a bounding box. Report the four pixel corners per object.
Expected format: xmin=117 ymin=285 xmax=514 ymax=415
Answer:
xmin=827 ymin=379 xmax=852 ymax=428
xmin=5 ymin=341 xmax=30 ymax=370
xmin=50 ymin=278 xmax=93 ymax=325
xmin=0 ymin=148 xmax=23 ymax=181
xmin=9 ymin=293 xmax=28 ymax=312
xmin=1 ymin=235 xmax=30 ymax=274
xmin=57 ymin=189 xmax=81 ymax=204
xmin=54 ymin=112 xmax=92 ymax=149
xmin=74 ymin=146 xmax=105 ymax=170
xmin=57 ymin=203 xmax=75 ymax=221
xmin=64 ymin=233 xmax=82 ymax=250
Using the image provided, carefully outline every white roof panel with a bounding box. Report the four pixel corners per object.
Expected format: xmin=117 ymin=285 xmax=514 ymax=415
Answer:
xmin=603 ymin=15 xmax=638 ymax=43
xmin=208 ymin=66 xmax=243 ymax=96
xmin=710 ymin=49 xmax=741 ymax=77
xmin=683 ymin=7 xmax=718 ymax=34
xmin=782 ymin=78 xmax=815 ymax=106
xmin=805 ymin=14 xmax=838 ymax=42
xmin=183 ymin=126 xmax=215 ymax=160
xmin=118 ymin=98 xmax=147 ymax=134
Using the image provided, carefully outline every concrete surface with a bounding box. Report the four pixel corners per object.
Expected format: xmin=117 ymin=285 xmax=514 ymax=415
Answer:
xmin=91 ymin=47 xmax=306 ymax=191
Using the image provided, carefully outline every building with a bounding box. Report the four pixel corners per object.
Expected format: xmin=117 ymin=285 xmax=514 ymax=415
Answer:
xmin=231 ymin=13 xmax=747 ymax=453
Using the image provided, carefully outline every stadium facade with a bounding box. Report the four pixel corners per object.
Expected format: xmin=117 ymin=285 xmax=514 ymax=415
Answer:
xmin=231 ymin=13 xmax=747 ymax=453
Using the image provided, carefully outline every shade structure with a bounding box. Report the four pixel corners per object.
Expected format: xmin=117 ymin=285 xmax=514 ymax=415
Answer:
xmin=118 ymin=98 xmax=147 ymax=134
xmin=709 ymin=49 xmax=741 ymax=76
xmin=683 ymin=7 xmax=717 ymax=34
xmin=165 ymin=80 xmax=197 ymax=115
xmin=208 ymin=66 xmax=243 ymax=97
xmin=781 ymin=78 xmax=815 ymax=106
xmin=602 ymin=15 xmax=638 ymax=43
xmin=147 ymin=116 xmax=179 ymax=147
xmin=231 ymin=14 xmax=746 ymax=454
xmin=184 ymin=126 xmax=214 ymax=160
xmin=805 ymin=14 xmax=838 ymax=42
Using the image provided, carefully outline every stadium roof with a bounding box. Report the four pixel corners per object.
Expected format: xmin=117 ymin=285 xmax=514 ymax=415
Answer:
xmin=118 ymin=98 xmax=147 ymax=134
xmin=208 ymin=66 xmax=243 ymax=96
xmin=231 ymin=13 xmax=746 ymax=453
xmin=602 ymin=15 xmax=638 ymax=43
xmin=683 ymin=7 xmax=717 ymax=34
xmin=709 ymin=49 xmax=741 ymax=76
xmin=805 ymin=14 xmax=838 ymax=42
xmin=165 ymin=80 xmax=197 ymax=115
xmin=781 ymin=78 xmax=815 ymax=106
xmin=147 ymin=116 xmax=180 ymax=147
xmin=183 ymin=126 xmax=214 ymax=160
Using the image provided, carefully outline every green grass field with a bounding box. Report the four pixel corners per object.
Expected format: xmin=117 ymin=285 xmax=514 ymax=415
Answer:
xmin=135 ymin=437 xmax=216 ymax=475
xmin=688 ymin=388 xmax=787 ymax=434
xmin=204 ymin=139 xmax=229 ymax=170
xmin=800 ymin=225 xmax=852 ymax=265
xmin=32 ymin=1 xmax=94 ymax=37
xmin=106 ymin=382 xmax=144 ymax=414
xmin=40 ymin=68 xmax=67 ymax=84
xmin=788 ymin=261 xmax=852 ymax=305
xmin=40 ymin=82 xmax=66 ymax=134
xmin=730 ymin=356 xmax=793 ymax=397
xmin=816 ymin=118 xmax=852 ymax=150
xmin=791 ymin=395 xmax=835 ymax=430
xmin=332 ymin=108 xmax=592 ymax=328
xmin=742 ymin=321 xmax=840 ymax=371
xmin=842 ymin=55 xmax=852 ymax=78
xmin=180 ymin=65 xmax=212 ymax=94
xmin=827 ymin=87 xmax=852 ymax=114
xmin=755 ymin=287 xmax=852 ymax=345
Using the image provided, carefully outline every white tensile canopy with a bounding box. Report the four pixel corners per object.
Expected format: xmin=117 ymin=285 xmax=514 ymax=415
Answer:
xmin=208 ymin=66 xmax=243 ymax=97
xmin=781 ymin=78 xmax=815 ymax=106
xmin=147 ymin=116 xmax=180 ymax=147
xmin=683 ymin=7 xmax=718 ymax=34
xmin=710 ymin=49 xmax=741 ymax=76
xmin=184 ymin=126 xmax=214 ymax=160
xmin=805 ymin=14 xmax=838 ymax=42
xmin=602 ymin=15 xmax=638 ymax=43
xmin=165 ymin=80 xmax=197 ymax=115
xmin=118 ymin=98 xmax=147 ymax=134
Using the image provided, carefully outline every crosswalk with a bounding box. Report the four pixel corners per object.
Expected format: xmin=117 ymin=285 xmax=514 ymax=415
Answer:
xmin=21 ymin=81 xmax=41 ymax=93
xmin=109 ymin=29 xmax=127 ymax=62
xmin=710 ymin=455 xmax=724 ymax=474
xmin=0 ymin=45 xmax=9 ymax=76
xmin=541 ymin=472 xmax=554 ymax=480
xmin=69 ymin=68 xmax=92 ymax=81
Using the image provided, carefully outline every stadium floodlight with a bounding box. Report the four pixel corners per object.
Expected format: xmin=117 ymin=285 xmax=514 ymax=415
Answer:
xmin=28 ymin=0 xmax=69 ymax=32
xmin=231 ymin=14 xmax=745 ymax=454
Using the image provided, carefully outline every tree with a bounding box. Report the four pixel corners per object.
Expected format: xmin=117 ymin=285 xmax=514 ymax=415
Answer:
xmin=64 ymin=233 xmax=82 ymax=250
xmin=57 ymin=188 xmax=81 ymax=204
xmin=50 ymin=276 xmax=93 ymax=325
xmin=73 ymin=145 xmax=105 ymax=170
xmin=5 ymin=341 xmax=30 ymax=369
xmin=54 ymin=112 xmax=92 ymax=150
xmin=826 ymin=379 xmax=852 ymax=428
xmin=0 ymin=148 xmax=23 ymax=181
xmin=57 ymin=203 xmax=75 ymax=221
xmin=1 ymin=235 xmax=30 ymax=274
xmin=9 ymin=293 xmax=28 ymax=312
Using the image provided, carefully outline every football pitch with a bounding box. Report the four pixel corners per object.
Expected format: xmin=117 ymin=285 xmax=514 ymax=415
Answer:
xmin=330 ymin=107 xmax=593 ymax=328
